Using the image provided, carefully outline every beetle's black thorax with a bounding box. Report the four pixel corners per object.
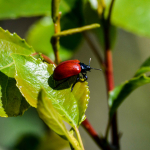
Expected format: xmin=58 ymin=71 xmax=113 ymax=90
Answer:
xmin=79 ymin=63 xmax=91 ymax=73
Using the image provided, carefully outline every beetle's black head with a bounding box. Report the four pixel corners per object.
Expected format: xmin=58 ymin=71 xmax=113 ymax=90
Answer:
xmin=80 ymin=58 xmax=101 ymax=73
xmin=80 ymin=62 xmax=91 ymax=73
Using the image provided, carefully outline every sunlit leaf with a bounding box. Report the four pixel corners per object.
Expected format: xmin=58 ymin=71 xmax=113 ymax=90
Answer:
xmin=11 ymin=54 xmax=90 ymax=127
xmin=0 ymin=27 xmax=35 ymax=77
xmin=37 ymin=89 xmax=68 ymax=136
xmin=105 ymin=0 xmax=150 ymax=37
xmin=0 ymin=71 xmax=30 ymax=117
xmin=109 ymin=75 xmax=150 ymax=118
xmin=0 ymin=85 xmax=7 ymax=117
xmin=0 ymin=0 xmax=76 ymax=20
xmin=37 ymin=90 xmax=81 ymax=149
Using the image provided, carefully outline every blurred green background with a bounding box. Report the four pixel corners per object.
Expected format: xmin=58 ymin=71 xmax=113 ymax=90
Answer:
xmin=1 ymin=9 xmax=150 ymax=149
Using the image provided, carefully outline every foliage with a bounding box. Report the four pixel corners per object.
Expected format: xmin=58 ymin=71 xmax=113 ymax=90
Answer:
xmin=0 ymin=0 xmax=150 ymax=150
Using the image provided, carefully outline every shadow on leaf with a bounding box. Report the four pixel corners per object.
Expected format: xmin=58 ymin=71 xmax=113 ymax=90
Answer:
xmin=48 ymin=74 xmax=77 ymax=91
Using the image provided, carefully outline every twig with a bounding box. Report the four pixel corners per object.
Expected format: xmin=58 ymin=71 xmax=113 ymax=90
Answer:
xmin=51 ymin=0 xmax=61 ymax=23
xmin=107 ymin=0 xmax=115 ymax=24
xmin=51 ymin=0 xmax=61 ymax=65
xmin=82 ymin=119 xmax=116 ymax=150
xmin=103 ymin=0 xmax=120 ymax=148
xmin=105 ymin=119 xmax=111 ymax=139
xmin=82 ymin=119 xmax=104 ymax=148
xmin=83 ymin=31 xmax=105 ymax=70
xmin=52 ymin=24 xmax=100 ymax=38
xmin=31 ymin=52 xmax=55 ymax=64
xmin=75 ymin=126 xmax=85 ymax=150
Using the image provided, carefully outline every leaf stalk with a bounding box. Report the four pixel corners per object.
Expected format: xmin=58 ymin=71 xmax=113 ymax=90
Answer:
xmin=52 ymin=24 xmax=100 ymax=38
xmin=75 ymin=126 xmax=85 ymax=150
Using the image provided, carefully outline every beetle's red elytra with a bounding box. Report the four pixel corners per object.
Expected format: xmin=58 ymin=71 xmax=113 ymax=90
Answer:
xmin=53 ymin=58 xmax=101 ymax=91
xmin=54 ymin=60 xmax=81 ymax=81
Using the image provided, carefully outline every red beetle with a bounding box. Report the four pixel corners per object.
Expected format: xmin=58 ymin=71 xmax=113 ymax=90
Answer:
xmin=53 ymin=58 xmax=101 ymax=91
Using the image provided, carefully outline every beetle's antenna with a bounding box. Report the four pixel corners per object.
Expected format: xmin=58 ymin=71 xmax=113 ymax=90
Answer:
xmin=90 ymin=67 xmax=102 ymax=71
xmin=89 ymin=58 xmax=91 ymax=66
xmin=89 ymin=58 xmax=101 ymax=71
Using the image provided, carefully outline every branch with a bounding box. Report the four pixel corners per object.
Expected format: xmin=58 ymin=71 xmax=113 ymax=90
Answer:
xmin=83 ymin=31 xmax=105 ymax=70
xmin=31 ymin=53 xmax=55 ymax=65
xmin=51 ymin=0 xmax=61 ymax=23
xmin=75 ymin=127 xmax=85 ymax=150
xmin=103 ymin=0 xmax=120 ymax=148
xmin=52 ymin=24 xmax=100 ymax=38
xmin=82 ymin=119 xmax=116 ymax=150
xmin=51 ymin=0 xmax=61 ymax=65
xmin=107 ymin=0 xmax=115 ymax=24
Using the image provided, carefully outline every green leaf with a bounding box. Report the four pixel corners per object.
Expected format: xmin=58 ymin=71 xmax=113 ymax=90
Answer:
xmin=11 ymin=54 xmax=90 ymax=127
xmin=11 ymin=54 xmax=51 ymax=107
xmin=37 ymin=90 xmax=81 ymax=150
xmin=134 ymin=57 xmax=150 ymax=77
xmin=109 ymin=75 xmax=150 ymax=118
xmin=0 ymin=85 xmax=7 ymax=117
xmin=26 ymin=15 xmax=83 ymax=61
xmin=0 ymin=71 xmax=30 ymax=117
xmin=106 ymin=0 xmax=150 ymax=37
xmin=0 ymin=0 xmax=76 ymax=20
xmin=0 ymin=27 xmax=35 ymax=77
xmin=37 ymin=89 xmax=68 ymax=136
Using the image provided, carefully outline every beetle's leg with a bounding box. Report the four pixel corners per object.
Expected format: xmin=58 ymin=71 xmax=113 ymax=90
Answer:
xmin=81 ymin=73 xmax=88 ymax=81
xmin=71 ymin=74 xmax=88 ymax=91
xmin=71 ymin=75 xmax=80 ymax=92
xmin=83 ymin=74 xmax=88 ymax=81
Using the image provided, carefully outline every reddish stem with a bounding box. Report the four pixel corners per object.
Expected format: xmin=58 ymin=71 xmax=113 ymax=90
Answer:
xmin=105 ymin=50 xmax=114 ymax=91
xmin=82 ymin=119 xmax=102 ymax=147
xmin=103 ymin=0 xmax=119 ymax=147
xmin=82 ymin=119 xmax=114 ymax=150
xmin=104 ymin=49 xmax=119 ymax=149
xmin=41 ymin=54 xmax=55 ymax=64
xmin=31 ymin=52 xmax=55 ymax=65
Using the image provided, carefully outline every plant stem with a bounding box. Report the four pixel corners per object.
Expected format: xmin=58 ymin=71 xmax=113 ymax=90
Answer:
xmin=51 ymin=0 xmax=61 ymax=23
xmin=66 ymin=133 xmax=82 ymax=150
xmin=75 ymin=126 xmax=85 ymax=150
xmin=31 ymin=52 xmax=55 ymax=64
xmin=53 ymin=24 xmax=100 ymax=38
xmin=51 ymin=12 xmax=61 ymax=65
xmin=105 ymin=50 xmax=114 ymax=91
xmin=105 ymin=119 xmax=111 ymax=140
xmin=82 ymin=119 xmax=102 ymax=148
xmin=104 ymin=0 xmax=120 ymax=148
xmin=104 ymin=50 xmax=119 ymax=148
xmin=51 ymin=0 xmax=61 ymax=65
xmin=107 ymin=0 xmax=115 ymax=24
xmin=82 ymin=119 xmax=115 ymax=150
xmin=83 ymin=31 xmax=105 ymax=70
